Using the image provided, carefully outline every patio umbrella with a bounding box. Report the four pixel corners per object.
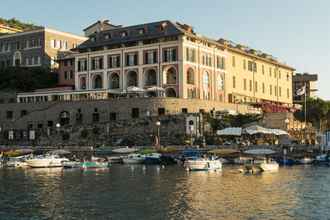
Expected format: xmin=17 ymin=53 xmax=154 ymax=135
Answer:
xmin=244 ymin=149 xmax=276 ymax=155
xmin=217 ymin=127 xmax=242 ymax=136
xmin=126 ymin=86 xmax=145 ymax=93
xmin=146 ymin=86 xmax=165 ymax=92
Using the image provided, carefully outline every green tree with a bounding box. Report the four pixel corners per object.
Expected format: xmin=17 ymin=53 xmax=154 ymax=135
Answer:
xmin=295 ymin=97 xmax=330 ymax=131
xmin=0 ymin=67 xmax=57 ymax=92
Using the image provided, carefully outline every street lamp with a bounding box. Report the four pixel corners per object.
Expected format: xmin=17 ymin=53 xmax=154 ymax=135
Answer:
xmin=156 ymin=121 xmax=161 ymax=148
xmin=56 ymin=123 xmax=61 ymax=133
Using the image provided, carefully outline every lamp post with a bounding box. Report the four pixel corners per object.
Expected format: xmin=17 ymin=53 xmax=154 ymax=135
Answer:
xmin=156 ymin=121 xmax=161 ymax=148
xmin=56 ymin=123 xmax=61 ymax=132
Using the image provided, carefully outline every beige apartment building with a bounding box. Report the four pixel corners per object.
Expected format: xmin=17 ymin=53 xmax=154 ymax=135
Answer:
xmin=223 ymin=42 xmax=294 ymax=105
xmin=0 ymin=27 xmax=87 ymax=69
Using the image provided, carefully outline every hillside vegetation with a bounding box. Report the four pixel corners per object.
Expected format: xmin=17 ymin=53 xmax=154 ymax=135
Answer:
xmin=0 ymin=17 xmax=40 ymax=31
xmin=0 ymin=67 xmax=57 ymax=92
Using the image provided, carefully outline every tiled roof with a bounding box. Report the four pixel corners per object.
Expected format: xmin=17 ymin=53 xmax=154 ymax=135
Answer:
xmin=77 ymin=20 xmax=184 ymax=50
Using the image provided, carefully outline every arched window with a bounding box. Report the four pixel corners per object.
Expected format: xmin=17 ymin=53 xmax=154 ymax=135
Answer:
xmin=80 ymin=77 xmax=87 ymax=90
xmin=203 ymin=72 xmax=210 ymax=100
xmin=217 ymin=73 xmax=224 ymax=90
xmin=145 ymin=69 xmax=157 ymax=86
xmin=127 ymin=71 xmax=138 ymax=87
xmin=109 ymin=73 xmax=120 ymax=89
xmin=93 ymin=75 xmax=103 ymax=89
xmin=187 ymin=68 xmax=195 ymax=85
xmin=203 ymin=72 xmax=209 ymax=89
xmin=165 ymin=67 xmax=177 ymax=84
xmin=165 ymin=88 xmax=177 ymax=97
xmin=13 ymin=51 xmax=22 ymax=66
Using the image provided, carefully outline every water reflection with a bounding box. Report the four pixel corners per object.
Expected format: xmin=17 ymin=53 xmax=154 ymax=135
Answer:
xmin=0 ymin=166 xmax=330 ymax=219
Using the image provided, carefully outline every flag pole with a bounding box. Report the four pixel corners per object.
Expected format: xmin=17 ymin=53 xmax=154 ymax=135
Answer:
xmin=304 ymin=82 xmax=307 ymax=125
xmin=304 ymin=82 xmax=307 ymax=144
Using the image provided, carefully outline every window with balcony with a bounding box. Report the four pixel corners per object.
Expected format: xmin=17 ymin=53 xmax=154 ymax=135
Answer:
xmin=78 ymin=59 xmax=87 ymax=72
xmin=108 ymin=55 xmax=121 ymax=68
xmin=248 ymin=61 xmax=257 ymax=72
xmin=187 ymin=68 xmax=195 ymax=85
xmin=202 ymin=54 xmax=212 ymax=67
xmin=163 ymin=48 xmax=177 ymax=62
xmin=144 ymin=50 xmax=157 ymax=64
xmin=91 ymin=56 xmax=104 ymax=70
xmin=186 ymin=47 xmax=196 ymax=63
xmin=216 ymin=56 xmax=225 ymax=69
xmin=125 ymin=53 xmax=138 ymax=66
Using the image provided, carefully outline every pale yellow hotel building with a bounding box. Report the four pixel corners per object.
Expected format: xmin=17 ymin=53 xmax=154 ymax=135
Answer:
xmin=18 ymin=20 xmax=295 ymax=110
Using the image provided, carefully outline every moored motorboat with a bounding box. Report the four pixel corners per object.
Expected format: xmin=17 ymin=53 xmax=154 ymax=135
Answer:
xmin=107 ymin=156 xmax=123 ymax=164
xmin=258 ymin=159 xmax=279 ymax=172
xmin=144 ymin=153 xmax=162 ymax=165
xmin=63 ymin=161 xmax=81 ymax=169
xmin=112 ymin=147 xmax=138 ymax=154
xmin=297 ymin=157 xmax=314 ymax=165
xmin=26 ymin=155 xmax=69 ymax=168
xmin=123 ymin=154 xmax=145 ymax=164
xmin=80 ymin=161 xmax=109 ymax=170
xmin=184 ymin=157 xmax=222 ymax=171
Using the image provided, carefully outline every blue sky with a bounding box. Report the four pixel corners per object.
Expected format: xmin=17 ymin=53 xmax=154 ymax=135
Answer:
xmin=2 ymin=0 xmax=329 ymax=99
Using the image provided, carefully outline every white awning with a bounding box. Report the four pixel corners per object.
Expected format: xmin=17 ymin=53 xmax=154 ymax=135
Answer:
xmin=217 ymin=127 xmax=242 ymax=136
xmin=244 ymin=125 xmax=288 ymax=136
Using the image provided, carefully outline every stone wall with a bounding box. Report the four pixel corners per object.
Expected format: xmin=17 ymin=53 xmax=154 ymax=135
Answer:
xmin=0 ymin=97 xmax=259 ymax=145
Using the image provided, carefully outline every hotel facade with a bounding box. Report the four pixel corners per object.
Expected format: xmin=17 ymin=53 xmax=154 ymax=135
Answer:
xmin=0 ymin=20 xmax=298 ymax=142
xmin=18 ymin=20 xmax=294 ymax=108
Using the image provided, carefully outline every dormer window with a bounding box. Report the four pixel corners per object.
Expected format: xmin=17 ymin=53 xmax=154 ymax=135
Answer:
xmin=160 ymin=22 xmax=167 ymax=31
xmin=138 ymin=28 xmax=145 ymax=35
xmin=104 ymin=34 xmax=111 ymax=40
xmin=121 ymin=31 xmax=127 ymax=37
xmin=90 ymin=36 xmax=96 ymax=42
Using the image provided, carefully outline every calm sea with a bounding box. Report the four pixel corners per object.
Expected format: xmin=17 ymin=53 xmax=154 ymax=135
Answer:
xmin=0 ymin=165 xmax=330 ymax=220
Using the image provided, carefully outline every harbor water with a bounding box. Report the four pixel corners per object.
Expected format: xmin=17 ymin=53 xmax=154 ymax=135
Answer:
xmin=1 ymin=165 xmax=330 ymax=219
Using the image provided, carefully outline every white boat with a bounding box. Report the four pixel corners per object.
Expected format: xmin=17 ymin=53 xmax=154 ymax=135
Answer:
xmin=11 ymin=161 xmax=29 ymax=168
xmin=112 ymin=147 xmax=138 ymax=154
xmin=63 ymin=161 xmax=81 ymax=169
xmin=123 ymin=154 xmax=145 ymax=164
xmin=107 ymin=156 xmax=123 ymax=164
xmin=26 ymin=155 xmax=69 ymax=168
xmin=298 ymin=157 xmax=314 ymax=164
xmin=184 ymin=158 xmax=222 ymax=171
xmin=6 ymin=155 xmax=31 ymax=168
xmin=258 ymin=159 xmax=279 ymax=172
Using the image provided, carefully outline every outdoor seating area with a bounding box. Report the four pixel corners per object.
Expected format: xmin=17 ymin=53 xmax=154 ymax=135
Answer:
xmin=216 ymin=125 xmax=289 ymax=147
xmin=17 ymin=86 xmax=167 ymax=103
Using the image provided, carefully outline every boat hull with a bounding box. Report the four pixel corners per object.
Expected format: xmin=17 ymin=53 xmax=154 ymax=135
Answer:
xmin=185 ymin=159 xmax=222 ymax=171
xmin=80 ymin=161 xmax=109 ymax=170
xmin=123 ymin=158 xmax=144 ymax=164
xmin=26 ymin=158 xmax=68 ymax=168
xmin=259 ymin=163 xmax=279 ymax=172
